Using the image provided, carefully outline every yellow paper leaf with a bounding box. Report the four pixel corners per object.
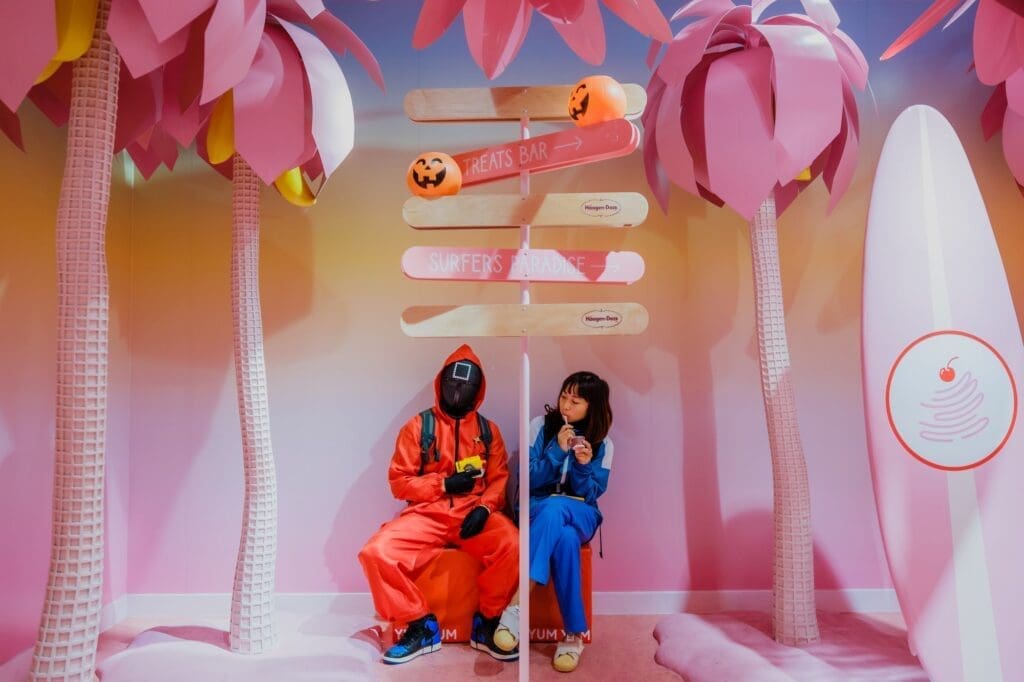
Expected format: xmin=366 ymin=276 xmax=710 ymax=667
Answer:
xmin=274 ymin=167 xmax=316 ymax=207
xmin=54 ymin=0 xmax=99 ymax=61
xmin=206 ymin=91 xmax=235 ymax=165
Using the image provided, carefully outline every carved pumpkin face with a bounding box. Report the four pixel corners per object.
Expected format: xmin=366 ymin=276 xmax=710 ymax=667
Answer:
xmin=407 ymin=152 xmax=462 ymax=198
xmin=568 ymin=75 xmax=627 ymax=128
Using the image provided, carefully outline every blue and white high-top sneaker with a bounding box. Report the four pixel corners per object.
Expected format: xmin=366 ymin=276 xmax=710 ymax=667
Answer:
xmin=383 ymin=613 xmax=441 ymax=664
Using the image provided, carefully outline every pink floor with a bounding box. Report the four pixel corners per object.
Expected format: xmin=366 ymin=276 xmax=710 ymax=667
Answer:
xmin=530 ymin=615 xmax=681 ymax=681
xmin=655 ymin=611 xmax=925 ymax=681
xmin=0 ymin=610 xmax=921 ymax=680
xmin=0 ymin=612 xmax=677 ymax=681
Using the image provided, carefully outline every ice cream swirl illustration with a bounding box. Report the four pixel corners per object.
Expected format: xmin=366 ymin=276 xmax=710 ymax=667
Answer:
xmin=918 ymin=358 xmax=989 ymax=442
xmin=887 ymin=332 xmax=1017 ymax=470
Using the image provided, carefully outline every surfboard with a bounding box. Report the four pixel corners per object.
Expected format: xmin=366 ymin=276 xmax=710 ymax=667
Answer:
xmin=862 ymin=105 xmax=1024 ymax=681
xmin=404 ymin=84 xmax=647 ymax=122
xmin=402 ymin=192 xmax=648 ymax=229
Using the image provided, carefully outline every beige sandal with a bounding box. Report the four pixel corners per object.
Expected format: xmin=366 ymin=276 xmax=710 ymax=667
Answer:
xmin=493 ymin=603 xmax=519 ymax=652
xmin=552 ymin=633 xmax=584 ymax=672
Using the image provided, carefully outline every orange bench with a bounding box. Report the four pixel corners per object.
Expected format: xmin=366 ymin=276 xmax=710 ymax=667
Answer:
xmin=529 ymin=544 xmax=593 ymax=643
xmin=392 ymin=547 xmax=481 ymax=643
xmin=390 ymin=544 xmax=594 ymax=645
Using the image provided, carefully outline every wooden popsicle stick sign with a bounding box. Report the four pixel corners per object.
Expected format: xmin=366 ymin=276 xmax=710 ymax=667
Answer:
xmin=401 ymin=303 xmax=649 ymax=338
xmin=402 ymin=192 xmax=648 ymax=229
xmin=402 ymin=247 xmax=645 ymax=284
xmin=401 ymin=82 xmax=650 ymax=342
xmin=452 ymin=119 xmax=638 ymax=187
xmin=404 ymin=84 xmax=647 ymax=123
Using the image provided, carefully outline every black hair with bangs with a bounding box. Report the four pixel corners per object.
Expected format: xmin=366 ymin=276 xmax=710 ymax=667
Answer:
xmin=542 ymin=371 xmax=612 ymax=447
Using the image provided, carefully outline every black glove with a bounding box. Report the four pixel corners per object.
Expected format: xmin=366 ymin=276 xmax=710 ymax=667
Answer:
xmin=444 ymin=470 xmax=477 ymax=495
xmin=460 ymin=506 xmax=490 ymax=539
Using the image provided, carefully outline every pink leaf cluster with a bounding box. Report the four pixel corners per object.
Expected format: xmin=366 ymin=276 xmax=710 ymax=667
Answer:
xmin=414 ymin=0 xmax=672 ymax=79
xmin=1 ymin=0 xmax=383 ymax=190
xmin=643 ymin=0 xmax=868 ymax=219
xmin=883 ymin=0 xmax=1024 ymax=188
xmin=0 ymin=2 xmax=57 ymax=150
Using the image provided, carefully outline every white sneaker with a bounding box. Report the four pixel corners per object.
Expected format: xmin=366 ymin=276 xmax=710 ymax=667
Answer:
xmin=493 ymin=603 xmax=519 ymax=652
xmin=553 ymin=633 xmax=584 ymax=672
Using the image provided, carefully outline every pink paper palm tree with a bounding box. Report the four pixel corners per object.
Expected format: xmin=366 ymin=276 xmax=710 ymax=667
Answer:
xmin=1 ymin=0 xmax=381 ymax=669
xmin=883 ymin=0 xmax=1024 ymax=188
xmin=106 ymin=0 xmax=383 ymax=653
xmin=1 ymin=2 xmax=122 ymax=678
xmin=212 ymin=13 xmax=382 ymax=653
xmin=113 ymin=0 xmax=385 ymax=655
xmin=643 ymin=0 xmax=868 ymax=646
xmin=414 ymin=0 xmax=672 ymax=79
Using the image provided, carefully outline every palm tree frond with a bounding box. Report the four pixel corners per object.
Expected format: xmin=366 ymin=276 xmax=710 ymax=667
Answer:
xmin=0 ymin=2 xmax=58 ymax=110
xmin=0 ymin=101 xmax=24 ymax=149
xmin=881 ymin=0 xmax=962 ymax=60
xmin=200 ymin=0 xmax=267 ymax=104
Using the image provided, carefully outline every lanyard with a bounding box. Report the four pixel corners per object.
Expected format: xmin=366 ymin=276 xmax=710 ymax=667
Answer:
xmin=557 ymin=455 xmax=570 ymax=493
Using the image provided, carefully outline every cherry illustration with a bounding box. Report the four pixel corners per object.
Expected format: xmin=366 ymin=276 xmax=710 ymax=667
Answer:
xmin=939 ymin=356 xmax=959 ymax=383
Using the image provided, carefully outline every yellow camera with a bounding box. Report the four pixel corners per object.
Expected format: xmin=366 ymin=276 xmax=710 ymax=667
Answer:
xmin=456 ymin=456 xmax=484 ymax=477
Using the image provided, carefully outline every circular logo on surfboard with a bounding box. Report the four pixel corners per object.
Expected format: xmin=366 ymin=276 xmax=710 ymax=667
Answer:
xmin=886 ymin=330 xmax=1017 ymax=471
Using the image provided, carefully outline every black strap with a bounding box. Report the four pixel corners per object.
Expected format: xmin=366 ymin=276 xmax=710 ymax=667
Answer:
xmin=418 ymin=408 xmax=435 ymax=475
xmin=476 ymin=412 xmax=492 ymax=457
xmin=417 ymin=409 xmax=493 ymax=477
xmin=420 ymin=409 xmax=492 ymax=475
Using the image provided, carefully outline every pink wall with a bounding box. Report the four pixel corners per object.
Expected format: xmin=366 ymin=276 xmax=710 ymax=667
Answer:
xmin=0 ymin=111 xmax=133 ymax=662
xmin=4 ymin=2 xmax=1024 ymax=665
xmin=119 ymin=100 xmax=1024 ymax=600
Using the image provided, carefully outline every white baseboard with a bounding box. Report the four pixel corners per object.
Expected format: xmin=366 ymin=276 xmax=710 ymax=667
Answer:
xmin=275 ymin=592 xmax=375 ymax=613
xmin=126 ymin=593 xmax=231 ymax=619
xmin=121 ymin=589 xmax=897 ymax=622
xmin=593 ymin=589 xmax=899 ymax=615
xmin=125 ymin=593 xmax=375 ymax=620
xmin=99 ymin=596 xmax=128 ymax=629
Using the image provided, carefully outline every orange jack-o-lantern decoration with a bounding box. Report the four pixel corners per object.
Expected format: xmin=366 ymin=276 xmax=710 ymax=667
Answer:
xmin=568 ymin=75 xmax=627 ymax=127
xmin=407 ymin=152 xmax=462 ymax=198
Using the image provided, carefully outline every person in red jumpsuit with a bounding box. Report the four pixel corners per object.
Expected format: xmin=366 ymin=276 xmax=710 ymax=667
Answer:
xmin=359 ymin=344 xmax=519 ymax=664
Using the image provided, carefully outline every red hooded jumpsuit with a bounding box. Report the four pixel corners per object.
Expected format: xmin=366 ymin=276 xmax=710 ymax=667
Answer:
xmin=359 ymin=345 xmax=519 ymax=624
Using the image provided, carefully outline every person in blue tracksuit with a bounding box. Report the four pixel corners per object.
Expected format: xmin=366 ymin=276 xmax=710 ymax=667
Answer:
xmin=529 ymin=371 xmax=613 ymax=673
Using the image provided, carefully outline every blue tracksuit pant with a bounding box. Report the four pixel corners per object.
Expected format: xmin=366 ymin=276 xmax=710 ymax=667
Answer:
xmin=529 ymin=494 xmax=601 ymax=634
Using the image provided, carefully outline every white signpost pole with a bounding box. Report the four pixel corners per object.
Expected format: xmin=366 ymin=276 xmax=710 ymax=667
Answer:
xmin=518 ymin=112 xmax=530 ymax=682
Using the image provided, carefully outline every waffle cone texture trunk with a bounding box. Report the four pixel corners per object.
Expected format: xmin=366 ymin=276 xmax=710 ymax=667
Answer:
xmin=228 ymin=155 xmax=279 ymax=653
xmin=749 ymin=196 xmax=820 ymax=645
xmin=29 ymin=1 xmax=119 ymax=678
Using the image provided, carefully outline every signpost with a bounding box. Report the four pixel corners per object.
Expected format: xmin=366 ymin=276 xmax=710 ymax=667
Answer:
xmin=402 ymin=246 xmax=645 ymax=284
xmin=401 ymin=303 xmax=650 ymax=338
xmin=451 ymin=118 xmax=638 ymax=187
xmin=401 ymin=82 xmax=650 ymax=675
xmin=403 ymin=192 xmax=648 ymax=229
xmin=404 ymin=83 xmax=647 ymax=122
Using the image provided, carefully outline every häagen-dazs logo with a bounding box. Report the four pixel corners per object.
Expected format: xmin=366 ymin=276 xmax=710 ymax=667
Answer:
xmin=581 ymin=309 xmax=622 ymax=328
xmin=580 ymin=198 xmax=622 ymax=218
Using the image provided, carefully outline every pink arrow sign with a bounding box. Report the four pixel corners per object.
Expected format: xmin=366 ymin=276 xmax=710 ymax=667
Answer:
xmin=452 ymin=118 xmax=639 ymax=187
xmin=402 ymin=246 xmax=645 ymax=284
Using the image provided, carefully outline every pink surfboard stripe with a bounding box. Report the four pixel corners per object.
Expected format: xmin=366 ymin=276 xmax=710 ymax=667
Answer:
xmin=401 ymin=246 xmax=645 ymax=284
xmin=451 ymin=118 xmax=638 ymax=187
